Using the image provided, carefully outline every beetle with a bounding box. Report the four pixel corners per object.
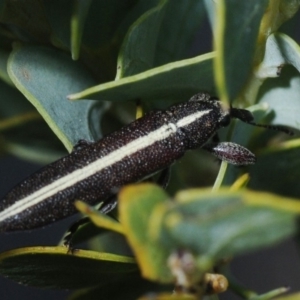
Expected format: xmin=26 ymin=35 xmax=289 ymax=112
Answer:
xmin=0 ymin=92 xmax=291 ymax=232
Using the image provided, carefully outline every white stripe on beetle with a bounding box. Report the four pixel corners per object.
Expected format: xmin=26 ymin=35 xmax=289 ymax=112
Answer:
xmin=0 ymin=109 xmax=211 ymax=221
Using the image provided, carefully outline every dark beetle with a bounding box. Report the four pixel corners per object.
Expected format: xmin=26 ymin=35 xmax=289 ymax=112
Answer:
xmin=0 ymin=93 xmax=291 ymax=232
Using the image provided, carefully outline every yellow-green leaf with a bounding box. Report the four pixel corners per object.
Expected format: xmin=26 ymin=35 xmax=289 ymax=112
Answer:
xmin=75 ymin=201 xmax=124 ymax=234
xmin=0 ymin=246 xmax=136 ymax=289
xmin=118 ymin=183 xmax=173 ymax=282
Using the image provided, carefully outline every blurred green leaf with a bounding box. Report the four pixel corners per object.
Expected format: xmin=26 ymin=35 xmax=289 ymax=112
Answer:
xmin=8 ymin=45 xmax=102 ymax=152
xmin=0 ymin=49 xmax=13 ymax=85
xmin=4 ymin=141 xmax=64 ymax=164
xmin=0 ymin=0 xmax=51 ymax=42
xmin=214 ymin=0 xmax=268 ymax=103
xmin=0 ymin=246 xmax=137 ymax=289
xmin=138 ymin=293 xmax=197 ymax=300
xmin=75 ymin=201 xmax=124 ymax=234
xmin=249 ymin=139 xmax=300 ymax=198
xmin=89 ymin=231 xmax=132 ymax=257
xmin=155 ymin=189 xmax=298 ymax=273
xmin=59 ymin=219 xmax=107 ymax=247
xmin=119 ymin=183 xmax=173 ymax=282
xmin=42 ymin=0 xmax=76 ymax=50
xmin=71 ymin=0 xmax=92 ymax=60
xmin=80 ymin=0 xmax=141 ymax=49
xmin=275 ymin=292 xmax=300 ymax=300
xmin=249 ymin=286 xmax=289 ymax=300
xmin=0 ymin=80 xmax=33 ymax=117
xmin=69 ymin=273 xmax=168 ymax=300
xmin=0 ymin=80 xmax=65 ymax=163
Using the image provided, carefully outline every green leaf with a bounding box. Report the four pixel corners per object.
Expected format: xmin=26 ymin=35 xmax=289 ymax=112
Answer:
xmin=138 ymin=294 xmax=197 ymax=300
xmin=71 ymin=0 xmax=93 ymax=60
xmin=155 ymin=189 xmax=298 ymax=273
xmin=275 ymin=292 xmax=300 ymax=300
xmin=75 ymin=201 xmax=124 ymax=234
xmin=59 ymin=205 xmax=121 ymax=247
xmin=7 ymin=45 xmax=102 ymax=152
xmin=0 ymin=49 xmax=13 ymax=86
xmin=69 ymin=274 xmax=168 ymax=300
xmin=42 ymin=0 xmax=75 ymax=50
xmin=89 ymin=231 xmax=132 ymax=257
xmin=118 ymin=183 xmax=173 ymax=282
xmin=0 ymin=80 xmax=65 ymax=163
xmin=60 ymin=220 xmax=108 ymax=247
xmin=116 ymin=0 xmax=167 ymax=78
xmin=154 ymin=0 xmax=206 ymax=66
xmin=203 ymin=0 xmax=216 ymax=30
xmin=81 ymin=0 xmax=141 ymax=49
xmin=257 ymin=33 xmax=300 ymax=78
xmin=250 ymin=287 xmax=289 ymax=300
xmin=0 ymin=81 xmax=34 ymax=118
xmin=117 ymin=0 xmax=205 ymax=78
xmin=249 ymin=139 xmax=300 ymax=198
xmin=0 ymin=0 xmax=51 ymax=43
xmin=0 ymin=246 xmax=137 ymax=289
xmin=257 ymin=64 xmax=300 ymax=130
xmin=45 ymin=0 xmax=145 ymax=80
xmin=214 ymin=0 xmax=269 ymax=103
xmin=69 ymin=52 xmax=215 ymax=109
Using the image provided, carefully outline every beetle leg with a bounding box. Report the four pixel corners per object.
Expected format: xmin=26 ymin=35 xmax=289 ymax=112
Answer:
xmin=156 ymin=167 xmax=171 ymax=189
xmin=62 ymin=195 xmax=117 ymax=250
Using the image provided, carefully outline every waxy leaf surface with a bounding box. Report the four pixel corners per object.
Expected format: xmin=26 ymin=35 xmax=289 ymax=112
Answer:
xmin=8 ymin=45 xmax=101 ymax=152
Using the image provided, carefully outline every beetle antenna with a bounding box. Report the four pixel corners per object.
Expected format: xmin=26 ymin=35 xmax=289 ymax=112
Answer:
xmin=230 ymin=107 xmax=294 ymax=136
xmin=247 ymin=122 xmax=294 ymax=136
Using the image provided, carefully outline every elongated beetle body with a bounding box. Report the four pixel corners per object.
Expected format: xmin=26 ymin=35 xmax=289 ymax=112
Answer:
xmin=0 ymin=93 xmax=290 ymax=232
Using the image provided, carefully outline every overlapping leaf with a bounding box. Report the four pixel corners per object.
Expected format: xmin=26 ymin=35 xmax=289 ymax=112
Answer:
xmin=119 ymin=184 xmax=300 ymax=282
xmin=118 ymin=183 xmax=173 ymax=282
xmin=8 ymin=45 xmax=103 ymax=152
xmin=69 ymin=52 xmax=215 ymax=109
xmin=214 ymin=0 xmax=269 ymax=104
xmin=0 ymin=246 xmax=136 ymax=289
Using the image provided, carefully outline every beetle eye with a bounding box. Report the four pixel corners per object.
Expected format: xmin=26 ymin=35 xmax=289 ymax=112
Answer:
xmin=219 ymin=114 xmax=231 ymax=127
